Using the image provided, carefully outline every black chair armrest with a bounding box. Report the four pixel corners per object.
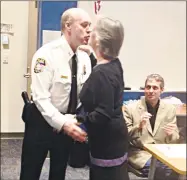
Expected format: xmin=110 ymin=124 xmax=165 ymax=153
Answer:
xmin=127 ymin=163 xmax=147 ymax=178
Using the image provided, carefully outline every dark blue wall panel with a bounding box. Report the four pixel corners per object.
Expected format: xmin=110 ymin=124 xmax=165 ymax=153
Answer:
xmin=123 ymin=91 xmax=186 ymax=103
xmin=38 ymin=1 xmax=77 ymax=48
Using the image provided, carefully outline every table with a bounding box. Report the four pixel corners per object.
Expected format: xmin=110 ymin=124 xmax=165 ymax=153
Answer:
xmin=143 ymin=144 xmax=186 ymax=180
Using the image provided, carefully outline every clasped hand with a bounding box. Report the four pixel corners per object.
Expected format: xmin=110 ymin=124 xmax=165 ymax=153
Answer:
xmin=139 ymin=112 xmax=152 ymax=130
xmin=139 ymin=112 xmax=176 ymax=137
xmin=162 ymin=123 xmax=177 ymax=136
xmin=62 ymin=115 xmax=87 ymax=142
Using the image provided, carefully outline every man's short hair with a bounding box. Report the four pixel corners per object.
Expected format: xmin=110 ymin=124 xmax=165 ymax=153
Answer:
xmin=145 ymin=74 xmax=165 ymax=89
xmin=61 ymin=9 xmax=74 ymax=31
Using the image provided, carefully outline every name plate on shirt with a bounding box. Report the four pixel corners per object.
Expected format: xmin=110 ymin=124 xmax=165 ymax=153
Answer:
xmin=61 ymin=75 xmax=68 ymax=79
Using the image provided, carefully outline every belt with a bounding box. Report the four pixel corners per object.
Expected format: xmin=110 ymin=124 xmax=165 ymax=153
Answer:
xmin=90 ymin=153 xmax=128 ymax=167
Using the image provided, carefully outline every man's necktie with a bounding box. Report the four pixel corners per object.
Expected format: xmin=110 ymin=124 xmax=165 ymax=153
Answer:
xmin=67 ymin=54 xmax=77 ymax=114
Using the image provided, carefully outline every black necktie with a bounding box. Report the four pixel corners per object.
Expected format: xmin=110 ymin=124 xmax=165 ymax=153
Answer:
xmin=67 ymin=54 xmax=77 ymax=114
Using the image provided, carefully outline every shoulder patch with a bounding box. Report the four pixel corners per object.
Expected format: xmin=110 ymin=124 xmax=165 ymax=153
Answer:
xmin=34 ymin=58 xmax=46 ymax=73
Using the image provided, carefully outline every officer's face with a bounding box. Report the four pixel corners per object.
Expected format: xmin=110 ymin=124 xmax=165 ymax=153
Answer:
xmin=70 ymin=12 xmax=92 ymax=47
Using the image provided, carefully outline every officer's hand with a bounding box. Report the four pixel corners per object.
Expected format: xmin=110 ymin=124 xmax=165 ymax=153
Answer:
xmin=78 ymin=45 xmax=93 ymax=56
xmin=53 ymin=114 xmax=76 ymax=133
xmin=62 ymin=120 xmax=87 ymax=142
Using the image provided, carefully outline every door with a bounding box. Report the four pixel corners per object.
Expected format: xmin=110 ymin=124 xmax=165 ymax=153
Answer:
xmin=24 ymin=1 xmax=38 ymax=97
xmin=24 ymin=1 xmax=77 ymax=97
xmin=1 ymin=1 xmax=29 ymax=132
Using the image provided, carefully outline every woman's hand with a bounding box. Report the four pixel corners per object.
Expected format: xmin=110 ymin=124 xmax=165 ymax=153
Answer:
xmin=78 ymin=45 xmax=93 ymax=56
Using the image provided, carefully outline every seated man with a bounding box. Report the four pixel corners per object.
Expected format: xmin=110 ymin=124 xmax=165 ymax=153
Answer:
xmin=123 ymin=74 xmax=180 ymax=179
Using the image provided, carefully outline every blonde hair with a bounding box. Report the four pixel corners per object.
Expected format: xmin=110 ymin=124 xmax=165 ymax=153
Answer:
xmin=61 ymin=8 xmax=89 ymax=32
xmin=61 ymin=8 xmax=75 ymax=32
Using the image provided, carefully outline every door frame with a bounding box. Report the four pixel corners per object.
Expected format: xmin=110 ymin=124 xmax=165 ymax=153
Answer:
xmin=26 ymin=1 xmax=38 ymax=97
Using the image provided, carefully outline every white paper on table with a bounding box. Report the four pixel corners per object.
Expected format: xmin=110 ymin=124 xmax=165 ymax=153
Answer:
xmin=42 ymin=30 xmax=61 ymax=45
xmin=155 ymin=144 xmax=186 ymax=158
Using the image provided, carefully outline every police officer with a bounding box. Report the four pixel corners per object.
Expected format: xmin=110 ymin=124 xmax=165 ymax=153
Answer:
xmin=20 ymin=8 xmax=93 ymax=180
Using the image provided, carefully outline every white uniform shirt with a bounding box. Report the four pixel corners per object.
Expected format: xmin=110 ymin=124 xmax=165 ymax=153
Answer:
xmin=31 ymin=36 xmax=92 ymax=131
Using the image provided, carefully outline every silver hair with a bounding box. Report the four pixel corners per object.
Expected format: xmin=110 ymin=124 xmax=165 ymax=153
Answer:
xmin=95 ymin=17 xmax=124 ymax=60
xmin=145 ymin=74 xmax=165 ymax=89
xmin=61 ymin=8 xmax=89 ymax=32
xmin=61 ymin=9 xmax=75 ymax=32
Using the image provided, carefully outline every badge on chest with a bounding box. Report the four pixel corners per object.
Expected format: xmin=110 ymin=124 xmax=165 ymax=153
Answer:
xmin=83 ymin=64 xmax=86 ymax=75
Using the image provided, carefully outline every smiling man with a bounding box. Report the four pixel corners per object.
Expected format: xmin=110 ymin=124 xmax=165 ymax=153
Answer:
xmin=123 ymin=74 xmax=179 ymax=180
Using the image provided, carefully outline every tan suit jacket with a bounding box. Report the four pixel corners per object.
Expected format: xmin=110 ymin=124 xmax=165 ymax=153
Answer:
xmin=123 ymin=97 xmax=179 ymax=169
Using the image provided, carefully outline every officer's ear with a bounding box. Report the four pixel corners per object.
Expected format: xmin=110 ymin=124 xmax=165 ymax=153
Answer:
xmin=65 ymin=21 xmax=72 ymax=32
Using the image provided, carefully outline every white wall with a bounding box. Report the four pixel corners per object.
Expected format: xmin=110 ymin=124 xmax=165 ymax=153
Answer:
xmin=78 ymin=1 xmax=186 ymax=90
xmin=0 ymin=1 xmax=185 ymax=132
xmin=1 ymin=2 xmax=29 ymax=132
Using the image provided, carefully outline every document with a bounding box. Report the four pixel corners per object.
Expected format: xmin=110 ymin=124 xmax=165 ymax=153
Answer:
xmin=156 ymin=144 xmax=186 ymax=158
xmin=42 ymin=30 xmax=61 ymax=45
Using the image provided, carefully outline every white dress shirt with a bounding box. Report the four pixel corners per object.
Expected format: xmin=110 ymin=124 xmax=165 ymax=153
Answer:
xmin=31 ymin=36 xmax=92 ymax=131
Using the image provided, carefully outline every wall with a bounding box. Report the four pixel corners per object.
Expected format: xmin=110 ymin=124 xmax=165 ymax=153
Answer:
xmin=1 ymin=2 xmax=29 ymax=132
xmin=78 ymin=1 xmax=186 ymax=90
xmin=0 ymin=1 xmax=186 ymax=133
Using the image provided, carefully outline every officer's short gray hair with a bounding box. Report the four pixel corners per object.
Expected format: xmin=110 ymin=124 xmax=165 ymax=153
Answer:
xmin=61 ymin=8 xmax=90 ymax=32
xmin=145 ymin=74 xmax=165 ymax=89
xmin=95 ymin=17 xmax=124 ymax=60
xmin=61 ymin=9 xmax=75 ymax=32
